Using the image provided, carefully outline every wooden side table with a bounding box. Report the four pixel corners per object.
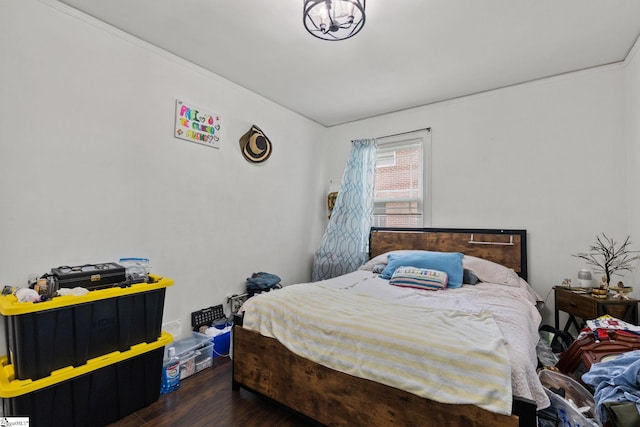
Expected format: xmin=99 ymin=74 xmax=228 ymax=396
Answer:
xmin=554 ymin=286 xmax=639 ymax=333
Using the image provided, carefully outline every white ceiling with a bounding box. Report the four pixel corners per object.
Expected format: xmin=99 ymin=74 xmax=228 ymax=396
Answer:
xmin=57 ymin=0 xmax=640 ymax=127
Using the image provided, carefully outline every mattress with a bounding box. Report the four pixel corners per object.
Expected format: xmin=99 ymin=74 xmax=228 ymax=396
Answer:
xmin=241 ymin=254 xmax=550 ymax=413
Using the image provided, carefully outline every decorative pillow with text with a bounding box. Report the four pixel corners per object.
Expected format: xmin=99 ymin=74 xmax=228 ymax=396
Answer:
xmin=389 ymin=267 xmax=448 ymax=290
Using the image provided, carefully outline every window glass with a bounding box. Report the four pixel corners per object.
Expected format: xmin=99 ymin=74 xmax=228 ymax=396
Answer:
xmin=373 ymin=130 xmax=430 ymax=227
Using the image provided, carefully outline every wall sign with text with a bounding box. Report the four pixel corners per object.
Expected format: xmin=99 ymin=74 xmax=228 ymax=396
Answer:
xmin=174 ymin=99 xmax=221 ymax=149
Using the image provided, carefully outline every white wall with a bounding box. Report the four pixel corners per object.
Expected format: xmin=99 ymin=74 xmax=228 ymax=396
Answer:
xmin=2 ymin=0 xmax=639 ymax=342
xmin=326 ymin=64 xmax=630 ymax=326
xmin=0 ymin=0 xmax=327 ymax=343
xmin=626 ymin=39 xmax=640 ymax=290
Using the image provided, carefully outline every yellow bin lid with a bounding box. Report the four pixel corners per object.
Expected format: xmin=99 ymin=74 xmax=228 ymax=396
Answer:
xmin=0 ymin=331 xmax=173 ymax=398
xmin=0 ymin=275 xmax=174 ymax=316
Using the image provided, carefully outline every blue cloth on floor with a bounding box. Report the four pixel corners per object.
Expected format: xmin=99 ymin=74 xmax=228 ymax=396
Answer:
xmin=582 ymin=350 xmax=640 ymax=423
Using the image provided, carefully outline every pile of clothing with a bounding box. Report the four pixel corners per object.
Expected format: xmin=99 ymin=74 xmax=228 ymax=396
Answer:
xmin=581 ymin=316 xmax=640 ymax=427
xmin=583 ymin=349 xmax=640 ymax=426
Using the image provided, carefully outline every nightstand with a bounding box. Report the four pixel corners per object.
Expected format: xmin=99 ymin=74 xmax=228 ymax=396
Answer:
xmin=554 ymin=286 xmax=639 ymax=333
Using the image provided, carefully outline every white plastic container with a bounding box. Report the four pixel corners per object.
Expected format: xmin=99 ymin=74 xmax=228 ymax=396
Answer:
xmin=119 ymin=257 xmax=151 ymax=283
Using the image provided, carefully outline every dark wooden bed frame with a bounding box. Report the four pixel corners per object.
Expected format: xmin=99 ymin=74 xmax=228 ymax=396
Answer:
xmin=232 ymin=227 xmax=537 ymax=427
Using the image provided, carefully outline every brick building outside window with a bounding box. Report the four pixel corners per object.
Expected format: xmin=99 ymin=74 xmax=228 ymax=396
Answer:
xmin=373 ymin=130 xmax=428 ymax=227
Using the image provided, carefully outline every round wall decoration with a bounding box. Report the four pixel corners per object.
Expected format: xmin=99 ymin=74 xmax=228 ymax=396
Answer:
xmin=239 ymin=125 xmax=272 ymax=163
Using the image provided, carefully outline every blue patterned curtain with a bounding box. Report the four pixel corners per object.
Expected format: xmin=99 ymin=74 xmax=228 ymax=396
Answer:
xmin=312 ymin=139 xmax=377 ymax=281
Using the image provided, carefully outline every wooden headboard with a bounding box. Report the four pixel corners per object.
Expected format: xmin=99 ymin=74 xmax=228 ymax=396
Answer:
xmin=369 ymin=227 xmax=528 ymax=281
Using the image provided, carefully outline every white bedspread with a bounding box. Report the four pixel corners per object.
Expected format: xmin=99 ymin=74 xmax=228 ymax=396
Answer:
xmin=242 ymin=269 xmax=550 ymax=414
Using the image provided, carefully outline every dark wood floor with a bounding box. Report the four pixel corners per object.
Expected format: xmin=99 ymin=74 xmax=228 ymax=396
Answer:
xmin=108 ymin=356 xmax=317 ymax=427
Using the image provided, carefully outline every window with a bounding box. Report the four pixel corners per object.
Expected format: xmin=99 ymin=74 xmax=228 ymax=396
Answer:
xmin=373 ymin=129 xmax=430 ymax=228
xmin=376 ymin=151 xmax=396 ymax=168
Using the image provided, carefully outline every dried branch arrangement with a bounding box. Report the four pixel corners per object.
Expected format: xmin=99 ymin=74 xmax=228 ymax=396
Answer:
xmin=573 ymin=234 xmax=640 ymax=289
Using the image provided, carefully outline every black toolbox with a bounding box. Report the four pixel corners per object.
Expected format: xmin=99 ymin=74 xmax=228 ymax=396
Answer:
xmin=51 ymin=263 xmax=126 ymax=290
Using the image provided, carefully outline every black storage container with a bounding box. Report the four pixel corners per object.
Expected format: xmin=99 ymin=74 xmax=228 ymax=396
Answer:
xmin=0 ymin=276 xmax=173 ymax=381
xmin=0 ymin=333 xmax=171 ymax=427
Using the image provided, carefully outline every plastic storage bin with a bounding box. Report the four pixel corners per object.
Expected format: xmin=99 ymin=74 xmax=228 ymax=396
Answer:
xmin=0 ymin=275 xmax=173 ymax=381
xmin=540 ymin=388 xmax=599 ymax=427
xmin=0 ymin=332 xmax=172 ymax=427
xmin=173 ymin=332 xmax=213 ymax=380
xmin=537 ymin=369 xmax=600 ymax=427
xmin=194 ymin=342 xmax=214 ymax=372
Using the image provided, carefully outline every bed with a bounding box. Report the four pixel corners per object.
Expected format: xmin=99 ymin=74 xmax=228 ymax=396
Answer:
xmin=232 ymin=227 xmax=547 ymax=427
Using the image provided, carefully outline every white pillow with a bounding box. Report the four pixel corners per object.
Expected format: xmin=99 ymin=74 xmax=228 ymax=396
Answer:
xmin=462 ymin=255 xmax=520 ymax=286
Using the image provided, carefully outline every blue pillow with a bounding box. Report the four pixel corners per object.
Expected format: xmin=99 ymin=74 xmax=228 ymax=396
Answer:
xmin=380 ymin=251 xmax=464 ymax=288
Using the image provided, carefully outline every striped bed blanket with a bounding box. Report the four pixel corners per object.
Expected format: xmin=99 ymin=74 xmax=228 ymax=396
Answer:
xmin=242 ymin=282 xmax=513 ymax=415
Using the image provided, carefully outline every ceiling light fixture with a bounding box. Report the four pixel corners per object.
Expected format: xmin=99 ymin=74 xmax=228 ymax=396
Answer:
xmin=303 ymin=0 xmax=366 ymax=41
